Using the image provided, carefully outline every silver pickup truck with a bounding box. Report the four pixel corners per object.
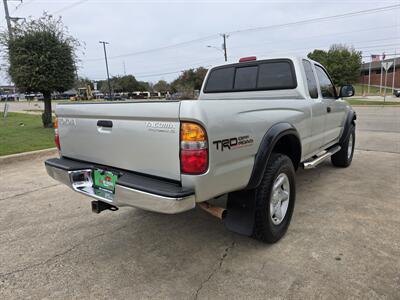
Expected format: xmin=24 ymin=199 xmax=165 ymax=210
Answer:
xmin=45 ymin=56 xmax=356 ymax=243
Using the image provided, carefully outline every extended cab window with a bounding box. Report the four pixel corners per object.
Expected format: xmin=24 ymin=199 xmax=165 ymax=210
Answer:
xmin=204 ymin=67 xmax=234 ymax=92
xmin=204 ymin=60 xmax=296 ymax=93
xmin=302 ymin=60 xmax=318 ymax=99
xmin=315 ymin=65 xmax=336 ymax=98
xmin=257 ymin=62 xmax=295 ymax=89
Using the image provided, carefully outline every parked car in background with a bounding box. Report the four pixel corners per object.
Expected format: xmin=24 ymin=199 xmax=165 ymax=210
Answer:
xmin=394 ymin=89 xmax=400 ymax=97
xmin=0 ymin=93 xmax=20 ymax=101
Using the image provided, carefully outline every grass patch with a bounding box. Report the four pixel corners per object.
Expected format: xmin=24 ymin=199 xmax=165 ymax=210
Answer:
xmin=348 ymin=99 xmax=400 ymax=106
xmin=0 ymin=112 xmax=55 ymax=156
xmin=353 ymin=84 xmax=382 ymax=96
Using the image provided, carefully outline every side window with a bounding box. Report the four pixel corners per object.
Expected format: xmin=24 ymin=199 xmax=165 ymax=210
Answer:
xmin=234 ymin=66 xmax=258 ymax=90
xmin=203 ymin=67 xmax=234 ymax=92
xmin=302 ymin=60 xmax=318 ymax=99
xmin=315 ymin=66 xmax=336 ymax=98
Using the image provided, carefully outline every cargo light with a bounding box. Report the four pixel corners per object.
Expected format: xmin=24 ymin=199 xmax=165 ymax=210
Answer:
xmin=180 ymin=122 xmax=208 ymax=175
xmin=54 ymin=117 xmax=61 ymax=151
xmin=239 ymin=56 xmax=257 ymax=62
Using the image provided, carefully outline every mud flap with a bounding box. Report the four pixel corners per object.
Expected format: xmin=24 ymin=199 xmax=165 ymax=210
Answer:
xmin=224 ymin=189 xmax=257 ymax=236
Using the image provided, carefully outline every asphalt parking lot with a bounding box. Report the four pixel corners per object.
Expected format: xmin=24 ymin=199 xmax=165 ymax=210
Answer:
xmin=1 ymin=106 xmax=399 ymax=299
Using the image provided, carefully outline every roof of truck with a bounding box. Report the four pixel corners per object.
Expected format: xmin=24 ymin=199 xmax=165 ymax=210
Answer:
xmin=210 ymin=55 xmax=309 ymax=68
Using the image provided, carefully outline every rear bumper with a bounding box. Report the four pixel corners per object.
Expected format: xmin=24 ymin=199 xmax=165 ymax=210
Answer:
xmin=45 ymin=157 xmax=196 ymax=214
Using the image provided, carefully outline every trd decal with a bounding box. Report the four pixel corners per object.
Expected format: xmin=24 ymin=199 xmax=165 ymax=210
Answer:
xmin=213 ymin=135 xmax=254 ymax=151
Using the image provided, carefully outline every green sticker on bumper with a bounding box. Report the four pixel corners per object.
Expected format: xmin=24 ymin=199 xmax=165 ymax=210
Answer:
xmin=93 ymin=170 xmax=117 ymax=192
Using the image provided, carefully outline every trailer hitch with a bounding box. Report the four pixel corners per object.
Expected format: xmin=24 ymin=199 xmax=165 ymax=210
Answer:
xmin=91 ymin=201 xmax=118 ymax=214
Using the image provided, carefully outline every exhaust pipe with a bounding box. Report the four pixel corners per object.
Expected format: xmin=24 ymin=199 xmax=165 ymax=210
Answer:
xmin=91 ymin=201 xmax=118 ymax=214
xmin=199 ymin=202 xmax=227 ymax=220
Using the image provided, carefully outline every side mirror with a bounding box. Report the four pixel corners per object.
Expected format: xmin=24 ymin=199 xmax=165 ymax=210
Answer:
xmin=339 ymin=85 xmax=355 ymax=98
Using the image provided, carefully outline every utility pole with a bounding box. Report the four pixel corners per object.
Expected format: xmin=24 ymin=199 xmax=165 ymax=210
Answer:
xmin=99 ymin=41 xmax=112 ymax=100
xmin=392 ymin=51 xmax=396 ymax=93
xmin=2 ymin=0 xmax=23 ymax=118
xmin=2 ymin=0 xmax=12 ymax=38
xmin=379 ymin=52 xmax=386 ymax=95
xmin=367 ymin=58 xmax=371 ymax=95
xmin=221 ymin=33 xmax=228 ymax=62
xmin=2 ymin=0 xmax=23 ymax=38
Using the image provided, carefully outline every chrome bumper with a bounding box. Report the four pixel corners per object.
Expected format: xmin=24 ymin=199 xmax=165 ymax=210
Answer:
xmin=45 ymin=158 xmax=195 ymax=214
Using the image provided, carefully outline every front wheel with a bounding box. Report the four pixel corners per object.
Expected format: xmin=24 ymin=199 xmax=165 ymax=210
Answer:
xmin=252 ymin=153 xmax=296 ymax=243
xmin=331 ymin=125 xmax=355 ymax=168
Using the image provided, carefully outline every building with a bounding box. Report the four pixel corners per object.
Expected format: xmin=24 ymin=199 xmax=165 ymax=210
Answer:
xmin=359 ymin=57 xmax=400 ymax=89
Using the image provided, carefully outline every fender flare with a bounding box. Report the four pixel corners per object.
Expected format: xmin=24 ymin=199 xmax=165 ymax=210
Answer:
xmin=245 ymin=122 xmax=301 ymax=190
xmin=339 ymin=110 xmax=357 ymax=144
xmin=224 ymin=122 xmax=301 ymax=236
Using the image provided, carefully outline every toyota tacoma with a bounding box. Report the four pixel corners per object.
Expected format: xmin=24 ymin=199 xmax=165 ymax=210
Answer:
xmin=45 ymin=56 xmax=356 ymax=243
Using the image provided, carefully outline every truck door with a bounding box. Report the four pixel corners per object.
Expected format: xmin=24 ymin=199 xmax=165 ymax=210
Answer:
xmin=314 ymin=65 xmax=345 ymax=146
xmin=302 ymin=59 xmax=326 ymax=152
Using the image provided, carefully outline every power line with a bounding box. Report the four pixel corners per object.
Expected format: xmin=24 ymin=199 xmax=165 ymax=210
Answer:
xmin=53 ymin=0 xmax=89 ymax=14
xmin=130 ymin=44 xmax=400 ymax=79
xmin=228 ymin=24 xmax=399 ymax=53
xmin=82 ymin=4 xmax=400 ymax=62
xmin=227 ymin=4 xmax=400 ymax=36
xmin=84 ymin=34 xmax=220 ymax=62
xmin=84 ymin=25 xmax=399 ymax=75
xmin=82 ymin=36 xmax=399 ymax=74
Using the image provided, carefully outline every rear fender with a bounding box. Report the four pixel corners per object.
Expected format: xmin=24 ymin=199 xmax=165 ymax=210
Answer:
xmin=224 ymin=123 xmax=301 ymax=236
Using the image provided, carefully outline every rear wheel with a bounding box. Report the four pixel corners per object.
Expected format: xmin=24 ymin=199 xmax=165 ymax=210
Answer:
xmin=252 ymin=153 xmax=296 ymax=243
xmin=331 ymin=125 xmax=355 ymax=168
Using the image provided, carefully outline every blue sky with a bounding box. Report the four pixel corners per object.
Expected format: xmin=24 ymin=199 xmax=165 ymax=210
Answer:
xmin=0 ymin=0 xmax=399 ymax=85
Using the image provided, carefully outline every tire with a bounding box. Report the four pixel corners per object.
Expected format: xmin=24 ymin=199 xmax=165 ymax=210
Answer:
xmin=331 ymin=125 xmax=355 ymax=168
xmin=252 ymin=153 xmax=296 ymax=243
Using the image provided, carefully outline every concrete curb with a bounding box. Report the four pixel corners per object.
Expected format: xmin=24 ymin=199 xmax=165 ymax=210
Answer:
xmin=0 ymin=148 xmax=57 ymax=165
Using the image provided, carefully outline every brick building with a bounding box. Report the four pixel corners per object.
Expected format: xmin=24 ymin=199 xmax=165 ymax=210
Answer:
xmin=359 ymin=57 xmax=400 ymax=89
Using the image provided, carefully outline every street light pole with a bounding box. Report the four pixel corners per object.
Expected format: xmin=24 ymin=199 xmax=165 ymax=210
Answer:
xmin=99 ymin=41 xmax=112 ymax=100
xmin=206 ymin=34 xmax=228 ymax=63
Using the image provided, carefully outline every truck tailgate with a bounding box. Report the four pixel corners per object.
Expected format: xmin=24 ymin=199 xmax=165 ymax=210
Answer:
xmin=56 ymin=101 xmax=181 ymax=181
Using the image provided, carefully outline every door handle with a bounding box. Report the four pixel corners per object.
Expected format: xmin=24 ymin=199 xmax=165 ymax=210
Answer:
xmin=327 ymin=107 xmax=332 ymax=113
xmin=97 ymin=120 xmax=113 ymax=128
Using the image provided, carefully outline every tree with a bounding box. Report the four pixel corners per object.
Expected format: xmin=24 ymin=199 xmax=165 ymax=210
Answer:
xmin=0 ymin=14 xmax=79 ymax=127
xmin=98 ymin=75 xmax=149 ymax=94
xmin=153 ymin=80 xmax=170 ymax=92
xmin=308 ymin=44 xmax=362 ymax=86
xmin=137 ymin=81 xmax=150 ymax=92
xmin=171 ymin=67 xmax=208 ymax=98
xmin=118 ymin=75 xmax=139 ymax=93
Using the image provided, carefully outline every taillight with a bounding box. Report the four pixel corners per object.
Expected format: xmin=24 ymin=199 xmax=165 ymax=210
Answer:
xmin=54 ymin=117 xmax=61 ymax=151
xmin=180 ymin=122 xmax=208 ymax=174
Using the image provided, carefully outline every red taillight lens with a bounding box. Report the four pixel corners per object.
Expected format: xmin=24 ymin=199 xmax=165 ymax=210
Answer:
xmin=55 ymin=134 xmax=61 ymax=150
xmin=54 ymin=117 xmax=61 ymax=151
xmin=180 ymin=122 xmax=208 ymax=175
xmin=181 ymin=149 xmax=208 ymax=174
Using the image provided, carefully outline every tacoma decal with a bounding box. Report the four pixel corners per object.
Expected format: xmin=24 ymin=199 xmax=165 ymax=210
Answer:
xmin=145 ymin=121 xmax=176 ymax=133
xmin=213 ymin=135 xmax=254 ymax=151
xmin=59 ymin=118 xmax=77 ymax=127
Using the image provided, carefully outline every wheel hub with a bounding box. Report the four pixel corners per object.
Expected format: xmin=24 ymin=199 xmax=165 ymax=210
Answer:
xmin=347 ymin=133 xmax=353 ymax=159
xmin=269 ymin=173 xmax=290 ymax=225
